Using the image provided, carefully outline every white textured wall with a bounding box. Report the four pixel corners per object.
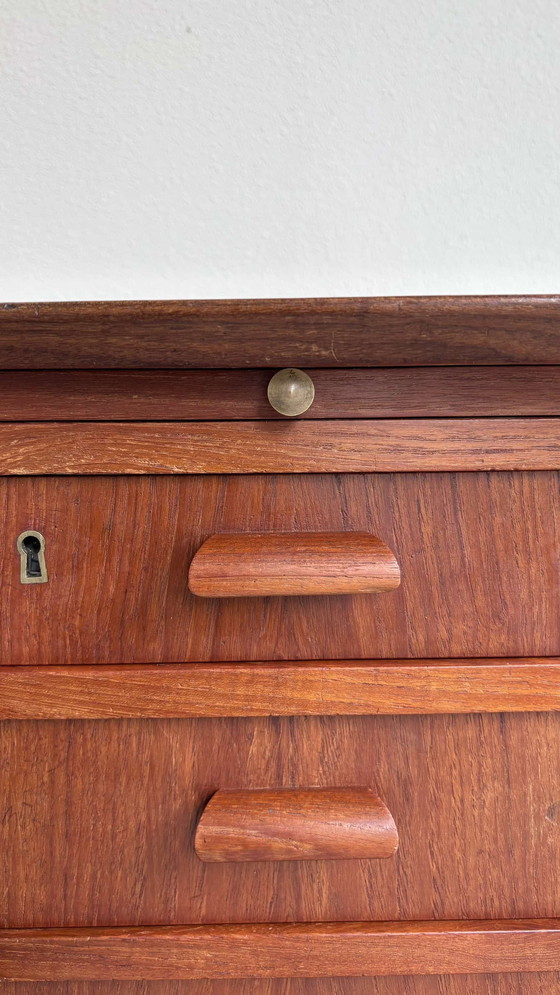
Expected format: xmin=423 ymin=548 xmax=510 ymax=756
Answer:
xmin=1 ymin=0 xmax=559 ymax=301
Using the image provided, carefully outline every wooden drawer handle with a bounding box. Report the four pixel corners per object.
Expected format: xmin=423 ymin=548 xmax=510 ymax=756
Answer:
xmin=188 ymin=531 xmax=400 ymax=597
xmin=194 ymin=787 xmax=398 ymax=862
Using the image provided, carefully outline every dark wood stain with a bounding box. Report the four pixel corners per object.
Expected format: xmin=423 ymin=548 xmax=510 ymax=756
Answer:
xmin=1 ymin=296 xmax=560 ymax=368
xmin=3 ymin=367 xmax=560 ymax=420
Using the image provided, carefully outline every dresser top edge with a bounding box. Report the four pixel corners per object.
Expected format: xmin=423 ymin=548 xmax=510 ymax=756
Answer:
xmin=1 ymin=295 xmax=559 ymax=369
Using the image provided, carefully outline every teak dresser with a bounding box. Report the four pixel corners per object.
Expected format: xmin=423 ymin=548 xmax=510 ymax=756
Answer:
xmin=1 ymin=295 xmax=560 ymax=994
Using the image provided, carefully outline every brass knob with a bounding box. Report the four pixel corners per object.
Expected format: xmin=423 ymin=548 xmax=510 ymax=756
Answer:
xmin=267 ymin=368 xmax=315 ymax=417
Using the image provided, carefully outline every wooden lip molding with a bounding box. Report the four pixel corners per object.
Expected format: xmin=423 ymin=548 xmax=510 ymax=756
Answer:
xmin=1 ymin=920 xmax=559 ymax=980
xmin=195 ymin=787 xmax=398 ymax=862
xmin=188 ymin=532 xmax=400 ymax=598
xmin=1 ymin=296 xmax=560 ymax=368
xmin=3 ymin=367 xmax=560 ymax=420
xmin=1 ymin=418 xmax=560 ymax=473
xmin=2 ymin=659 xmax=560 ymax=719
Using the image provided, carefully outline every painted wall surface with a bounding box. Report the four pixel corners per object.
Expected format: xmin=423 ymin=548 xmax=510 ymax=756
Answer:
xmin=1 ymin=0 xmax=559 ymax=301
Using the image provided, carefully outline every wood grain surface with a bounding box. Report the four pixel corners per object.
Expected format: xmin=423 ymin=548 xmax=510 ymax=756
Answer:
xmin=4 ymin=980 xmax=560 ymax=995
xmin=188 ymin=533 xmax=400 ymax=597
xmin=194 ymin=788 xmax=398 ymax=862
xmin=1 ymin=472 xmax=559 ymax=664
xmin=3 ymin=660 xmax=560 ymax=719
xmin=2 ymin=921 xmax=560 ymax=980
xmin=2 ymin=978 xmax=560 ymax=995
xmin=1 ymin=296 xmax=560 ymax=368
xmin=2 ymin=713 xmax=560 ymax=927
xmin=2 ymin=419 xmax=560 ymax=473
xmin=3 ymin=367 xmax=560 ymax=420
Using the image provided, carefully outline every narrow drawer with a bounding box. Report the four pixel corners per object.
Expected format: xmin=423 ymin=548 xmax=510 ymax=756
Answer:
xmin=1 ymin=471 xmax=559 ymax=664
xmin=1 ymin=712 xmax=559 ymax=927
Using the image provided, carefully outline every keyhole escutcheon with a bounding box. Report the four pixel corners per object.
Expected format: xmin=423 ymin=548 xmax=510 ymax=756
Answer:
xmin=16 ymin=530 xmax=48 ymax=584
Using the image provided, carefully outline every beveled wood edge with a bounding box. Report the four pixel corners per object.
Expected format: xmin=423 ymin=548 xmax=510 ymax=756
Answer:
xmin=4 ymin=367 xmax=560 ymax=420
xmin=1 ymin=920 xmax=559 ymax=980
xmin=2 ymin=659 xmax=560 ymax=718
xmin=1 ymin=296 xmax=560 ymax=368
xmin=1 ymin=419 xmax=560 ymax=473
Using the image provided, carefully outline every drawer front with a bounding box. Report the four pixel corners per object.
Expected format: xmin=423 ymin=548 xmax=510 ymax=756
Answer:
xmin=2 ymin=978 xmax=560 ymax=994
xmin=2 ymin=712 xmax=560 ymax=928
xmin=1 ymin=471 xmax=559 ymax=664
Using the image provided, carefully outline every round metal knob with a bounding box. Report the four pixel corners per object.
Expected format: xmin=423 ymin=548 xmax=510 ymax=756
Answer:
xmin=267 ymin=368 xmax=315 ymax=417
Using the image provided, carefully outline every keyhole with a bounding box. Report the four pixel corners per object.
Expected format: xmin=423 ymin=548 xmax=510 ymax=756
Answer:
xmin=23 ymin=535 xmax=42 ymax=576
xmin=16 ymin=531 xmax=48 ymax=584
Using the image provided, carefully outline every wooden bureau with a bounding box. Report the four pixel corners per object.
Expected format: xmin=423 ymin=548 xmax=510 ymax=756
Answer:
xmin=1 ymin=295 xmax=560 ymax=993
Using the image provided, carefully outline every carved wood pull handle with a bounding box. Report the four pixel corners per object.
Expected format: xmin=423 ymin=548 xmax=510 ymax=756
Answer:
xmin=188 ymin=531 xmax=400 ymax=597
xmin=194 ymin=787 xmax=398 ymax=862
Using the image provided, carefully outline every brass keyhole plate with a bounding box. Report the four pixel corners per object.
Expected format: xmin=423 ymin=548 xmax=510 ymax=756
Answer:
xmin=16 ymin=530 xmax=49 ymax=585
